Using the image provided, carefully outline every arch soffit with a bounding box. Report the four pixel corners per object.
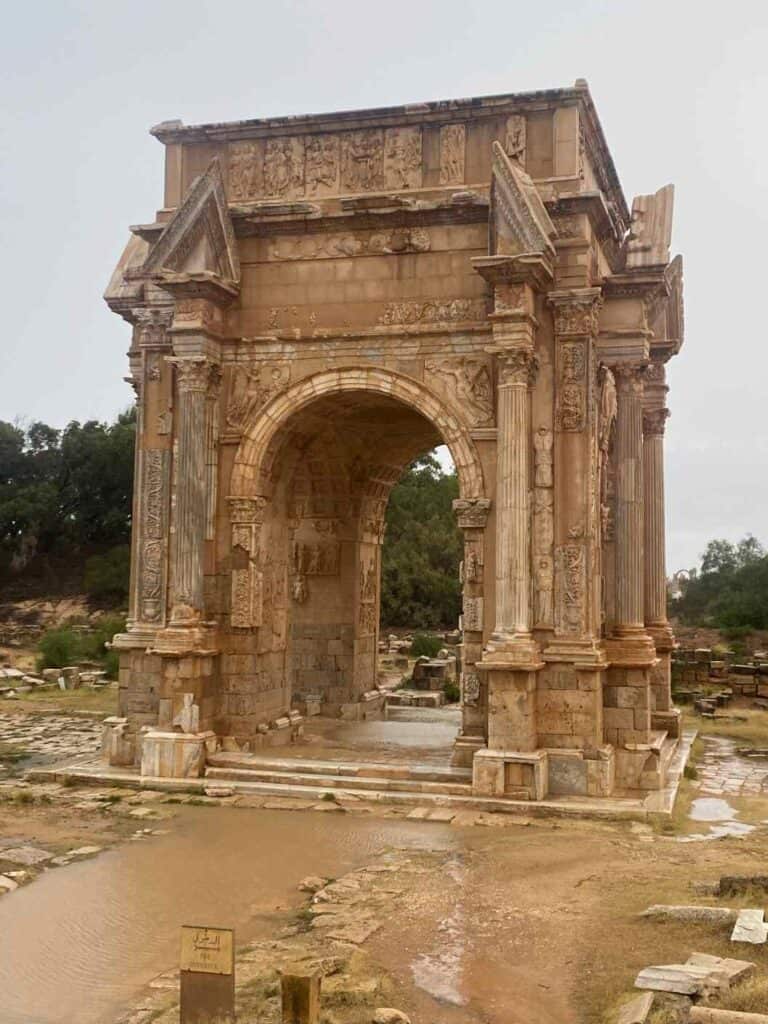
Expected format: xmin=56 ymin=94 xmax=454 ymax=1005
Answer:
xmin=230 ymin=366 xmax=486 ymax=500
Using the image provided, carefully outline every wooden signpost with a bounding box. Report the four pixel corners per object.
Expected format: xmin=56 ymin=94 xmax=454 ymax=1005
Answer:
xmin=180 ymin=925 xmax=235 ymax=1024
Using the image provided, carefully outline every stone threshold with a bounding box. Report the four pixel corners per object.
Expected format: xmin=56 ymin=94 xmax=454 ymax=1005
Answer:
xmin=207 ymin=751 xmax=472 ymax=783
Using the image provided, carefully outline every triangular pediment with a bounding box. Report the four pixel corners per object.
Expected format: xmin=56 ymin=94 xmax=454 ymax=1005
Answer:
xmin=142 ymin=158 xmax=240 ymax=286
xmin=489 ymin=141 xmax=556 ymax=258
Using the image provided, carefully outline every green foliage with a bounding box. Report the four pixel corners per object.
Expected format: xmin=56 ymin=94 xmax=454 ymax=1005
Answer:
xmin=83 ymin=545 xmax=131 ymax=601
xmin=36 ymin=616 xmax=126 ymax=672
xmin=672 ymin=534 xmax=768 ymax=630
xmin=0 ymin=411 xmax=135 ymax=586
xmin=410 ymin=633 xmax=443 ymax=658
xmin=443 ymin=679 xmax=460 ymax=703
xmin=381 ymin=455 xmax=461 ymax=628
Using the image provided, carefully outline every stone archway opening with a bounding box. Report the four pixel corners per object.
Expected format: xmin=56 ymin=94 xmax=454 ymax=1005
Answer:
xmin=225 ymin=387 xmax=467 ymax=747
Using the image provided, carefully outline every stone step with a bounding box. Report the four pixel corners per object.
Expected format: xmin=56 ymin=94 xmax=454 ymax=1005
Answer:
xmin=207 ymin=752 xmax=472 ymax=785
xmin=205 ymin=764 xmax=472 ymax=797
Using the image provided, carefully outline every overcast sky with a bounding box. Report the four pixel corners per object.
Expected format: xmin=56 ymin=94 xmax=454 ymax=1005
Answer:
xmin=2 ymin=0 xmax=766 ymax=572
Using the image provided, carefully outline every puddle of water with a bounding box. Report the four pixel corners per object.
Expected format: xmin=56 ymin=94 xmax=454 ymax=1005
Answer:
xmin=410 ymin=856 xmax=466 ymax=1005
xmin=681 ymin=793 xmax=757 ymax=843
xmin=0 ymin=806 xmax=456 ymax=1024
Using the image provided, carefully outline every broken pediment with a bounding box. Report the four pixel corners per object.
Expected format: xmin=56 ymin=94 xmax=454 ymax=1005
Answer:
xmin=626 ymin=184 xmax=674 ymax=269
xmin=103 ymin=233 xmax=150 ymax=319
xmin=141 ymin=158 xmax=240 ymax=288
xmin=489 ymin=141 xmax=556 ymax=258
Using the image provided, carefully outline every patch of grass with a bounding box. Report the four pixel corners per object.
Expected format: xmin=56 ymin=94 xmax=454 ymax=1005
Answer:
xmin=443 ymin=679 xmax=460 ymax=703
xmin=683 ymin=763 xmax=698 ymax=780
xmin=11 ymin=788 xmax=35 ymax=805
xmin=712 ymin=973 xmax=768 ymax=1013
xmin=17 ymin=685 xmax=118 ymax=715
xmin=321 ymin=792 xmax=337 ymax=802
xmin=687 ymin=707 xmax=768 ymax=748
xmin=409 ymin=633 xmax=442 ymax=658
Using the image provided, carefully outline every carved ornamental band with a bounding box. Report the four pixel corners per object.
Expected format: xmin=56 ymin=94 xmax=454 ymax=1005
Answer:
xmin=497 ymin=347 xmax=539 ymax=388
xmin=643 ymin=407 xmax=670 ymax=436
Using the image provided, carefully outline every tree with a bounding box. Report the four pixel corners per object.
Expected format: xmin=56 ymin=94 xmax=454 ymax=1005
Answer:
xmin=672 ymin=533 xmax=768 ymax=630
xmin=380 ymin=454 xmax=462 ymax=628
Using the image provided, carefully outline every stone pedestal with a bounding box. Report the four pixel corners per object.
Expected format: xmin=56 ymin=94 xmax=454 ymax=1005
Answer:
xmin=102 ymin=717 xmax=136 ymax=767
xmin=473 ymin=748 xmax=548 ymax=800
xmin=140 ymin=730 xmax=217 ymax=778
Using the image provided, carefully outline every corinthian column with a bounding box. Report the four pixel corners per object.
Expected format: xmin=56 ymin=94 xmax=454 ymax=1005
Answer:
xmin=612 ymin=363 xmax=647 ymax=636
xmin=493 ymin=348 xmax=538 ymax=641
xmin=168 ymin=357 xmax=218 ymax=624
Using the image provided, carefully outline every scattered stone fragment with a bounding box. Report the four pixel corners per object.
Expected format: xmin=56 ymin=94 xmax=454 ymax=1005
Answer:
xmin=731 ymin=908 xmax=768 ymax=944
xmin=719 ymin=874 xmax=768 ymax=896
xmin=634 ymin=964 xmax=727 ymax=997
xmin=51 ymin=857 xmax=71 ymax=867
xmin=0 ymin=845 xmax=54 ymax=866
xmin=325 ymin=916 xmax=381 ymax=945
xmin=426 ymin=808 xmax=455 ymax=822
xmin=373 ymin=1010 xmax=411 ymax=1024
xmin=616 ymin=991 xmax=654 ymax=1024
xmin=204 ymin=786 xmax=234 ymax=798
xmin=298 ymin=876 xmax=328 ymax=893
xmin=690 ymin=1008 xmax=768 ymax=1022
xmin=67 ymin=846 xmax=102 ymax=858
xmin=0 ymin=875 xmax=19 ymax=892
xmin=641 ymin=905 xmax=737 ymax=924
xmin=691 ymin=881 xmax=721 ymax=896
xmin=405 ymin=807 xmax=430 ymax=820
xmin=686 ymin=952 xmax=755 ymax=984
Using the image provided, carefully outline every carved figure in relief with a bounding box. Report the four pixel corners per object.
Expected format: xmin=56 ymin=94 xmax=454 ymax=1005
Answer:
xmin=384 ymin=127 xmax=421 ymax=189
xmin=229 ymin=142 xmax=261 ymax=200
xmin=598 ymin=366 xmax=617 ymax=452
xmin=226 ymin=363 xmax=290 ymax=431
xmin=270 ymin=227 xmax=429 ymax=261
xmin=534 ymin=427 xmax=553 ymax=487
xmin=291 ymin=574 xmax=308 ymax=604
xmin=360 ymin=559 xmax=376 ymax=603
xmin=424 ymin=356 xmax=494 ymax=428
xmin=359 ymin=602 xmax=376 ymax=635
xmin=462 ymin=671 xmax=480 ymax=706
xmin=463 ymin=544 xmax=482 ymax=583
xmin=462 ymin=596 xmax=483 ymax=633
xmin=533 ymin=488 xmax=554 ymax=553
xmin=305 ymin=134 xmax=339 ymax=195
xmin=264 ymin=138 xmax=303 ymax=197
xmin=555 ymin=544 xmax=586 ymax=635
xmin=157 ymin=410 xmax=172 ymax=435
xmin=292 ymin=540 xmax=340 ymax=576
xmin=534 ymin=556 xmax=554 ymax=626
xmin=504 ymin=115 xmax=526 ymax=164
xmin=379 ymin=298 xmax=486 ymax=326
xmin=341 ymin=130 xmax=384 ymax=192
xmin=439 ymin=124 xmax=465 ymax=185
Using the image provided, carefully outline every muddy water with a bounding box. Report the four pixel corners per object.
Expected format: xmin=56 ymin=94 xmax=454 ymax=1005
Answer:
xmin=0 ymin=807 xmax=456 ymax=1024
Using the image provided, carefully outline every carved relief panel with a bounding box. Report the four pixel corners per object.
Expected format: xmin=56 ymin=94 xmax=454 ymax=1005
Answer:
xmin=138 ymin=448 xmax=170 ymax=623
xmin=264 ymin=137 xmax=304 ymax=198
xmin=556 ymin=341 xmax=587 ymax=432
xmin=424 ymin=356 xmax=494 ymax=428
xmin=383 ymin=127 xmax=422 ymax=189
xmin=228 ymin=497 xmax=267 ymax=629
xmin=226 ymin=362 xmax=291 ymax=433
xmin=341 ymin=130 xmax=384 ymax=192
xmin=305 ymin=134 xmax=340 ymax=196
xmin=439 ymin=124 xmax=465 ymax=185
xmin=228 ymin=141 xmax=264 ymax=201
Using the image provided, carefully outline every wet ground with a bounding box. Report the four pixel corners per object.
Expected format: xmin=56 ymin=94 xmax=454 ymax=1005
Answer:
xmin=0 ymin=710 xmax=102 ymax=773
xmin=0 ymin=806 xmax=458 ymax=1024
xmin=681 ymin=734 xmax=768 ymax=841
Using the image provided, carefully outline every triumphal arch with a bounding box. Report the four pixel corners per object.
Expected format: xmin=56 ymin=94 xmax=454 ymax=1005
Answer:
xmin=104 ymin=80 xmax=684 ymax=801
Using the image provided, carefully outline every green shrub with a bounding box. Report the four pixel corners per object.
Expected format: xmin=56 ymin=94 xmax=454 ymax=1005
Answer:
xmin=37 ymin=626 xmax=80 ymax=670
xmin=443 ymin=680 xmax=460 ymax=703
xmin=410 ymin=634 xmax=442 ymax=658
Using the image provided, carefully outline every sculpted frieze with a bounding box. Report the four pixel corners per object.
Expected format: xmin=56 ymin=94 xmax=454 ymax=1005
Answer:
xmin=229 ymin=141 xmax=263 ymax=201
xmin=341 ymin=130 xmax=384 ymax=192
xmin=264 ymin=137 xmax=304 ymax=198
xmin=270 ymin=227 xmax=430 ymax=261
xmin=453 ymin=497 xmax=491 ymax=531
xmin=305 ymin=134 xmax=340 ymax=196
xmin=556 ymin=341 xmax=587 ymax=432
xmin=555 ymin=543 xmax=586 ymax=636
xmin=292 ymin=540 xmax=340 ymax=576
xmin=383 ymin=127 xmax=422 ymax=189
xmin=462 ymin=671 xmax=481 ymax=706
xmin=379 ymin=298 xmax=486 ymax=326
xmin=439 ymin=124 xmax=465 ymax=185
xmin=504 ymin=115 xmax=526 ymax=164
xmin=534 ymin=428 xmax=553 ymax=487
xmin=462 ymin=595 xmax=484 ymax=633
xmin=424 ymin=356 xmax=494 ymax=428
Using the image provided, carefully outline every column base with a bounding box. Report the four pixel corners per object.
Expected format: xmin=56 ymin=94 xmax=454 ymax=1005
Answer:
xmin=111 ymin=624 xmax=161 ymax=651
xmin=451 ymin=733 xmax=486 ymax=768
xmin=140 ymin=729 xmax=218 ymax=779
xmin=149 ymin=623 xmax=219 ymax=656
xmin=101 ymin=716 xmax=136 ymax=767
xmin=651 ymin=707 xmax=682 ymax=739
xmin=472 ymin=748 xmax=548 ymax=801
xmin=546 ymin=745 xmax=615 ymax=798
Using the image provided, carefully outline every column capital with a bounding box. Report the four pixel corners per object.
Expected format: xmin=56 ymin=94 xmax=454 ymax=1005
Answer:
xmin=643 ymin=407 xmax=670 ymax=437
xmin=548 ymin=288 xmax=603 ymax=336
xmin=169 ymin=356 xmax=221 ymax=393
xmin=491 ymin=346 xmax=539 ymax=388
xmin=226 ymin=495 xmax=267 ymax=525
xmin=611 ymin=361 xmax=647 ymax=393
xmin=131 ymin=305 xmax=174 ymax=347
xmin=453 ymin=497 xmax=492 ymax=530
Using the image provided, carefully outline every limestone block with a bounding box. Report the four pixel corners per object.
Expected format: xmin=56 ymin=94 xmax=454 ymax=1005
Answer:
xmin=281 ymin=968 xmax=321 ymax=1024
xmin=140 ymin=730 xmax=216 ymax=778
xmin=731 ymin=909 xmax=768 ymax=944
xmin=616 ymin=991 xmax=653 ymax=1024
xmin=547 ymin=752 xmax=588 ymax=796
xmin=101 ymin=716 xmax=136 ymax=767
xmin=472 ymin=748 xmax=548 ymax=800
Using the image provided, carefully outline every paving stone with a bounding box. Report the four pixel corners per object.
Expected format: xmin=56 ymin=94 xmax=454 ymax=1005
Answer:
xmin=0 ymin=845 xmax=54 ymax=866
xmin=641 ymin=905 xmax=737 ymax=924
xmin=0 ymin=874 xmax=19 ymax=892
xmin=616 ymin=991 xmax=653 ymax=1024
xmin=634 ymin=964 xmax=727 ymax=997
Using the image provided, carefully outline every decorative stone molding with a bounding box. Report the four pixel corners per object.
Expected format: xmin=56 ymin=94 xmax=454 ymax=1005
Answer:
xmin=555 ymin=341 xmax=587 ymax=432
xmin=169 ymin=356 xmax=219 ymax=393
xmin=423 ymin=356 xmax=494 ymax=428
xmin=452 ymin=498 xmax=491 ymax=531
xmin=132 ymin=306 xmax=174 ymax=348
xmin=228 ymin=496 xmax=267 ymax=629
xmin=549 ymin=294 xmax=603 ymax=337
xmin=138 ymin=448 xmax=170 ymax=623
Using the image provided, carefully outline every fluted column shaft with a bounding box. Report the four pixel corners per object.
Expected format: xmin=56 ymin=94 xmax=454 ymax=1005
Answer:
xmin=170 ymin=358 xmax=216 ymax=622
xmin=613 ymin=364 xmax=646 ymax=634
xmin=493 ymin=349 xmax=537 ymax=639
xmin=643 ymin=410 xmax=669 ymax=626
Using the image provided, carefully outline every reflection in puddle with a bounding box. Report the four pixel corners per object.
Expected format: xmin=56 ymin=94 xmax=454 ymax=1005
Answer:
xmin=411 ymin=856 xmax=467 ymax=1005
xmin=680 ymin=795 xmax=755 ymax=842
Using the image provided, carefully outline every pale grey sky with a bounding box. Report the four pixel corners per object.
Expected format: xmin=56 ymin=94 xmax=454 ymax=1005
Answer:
xmin=2 ymin=0 xmax=766 ymax=572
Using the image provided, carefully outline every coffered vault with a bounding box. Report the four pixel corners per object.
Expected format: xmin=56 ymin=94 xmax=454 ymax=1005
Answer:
xmin=104 ymin=80 xmax=683 ymax=801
